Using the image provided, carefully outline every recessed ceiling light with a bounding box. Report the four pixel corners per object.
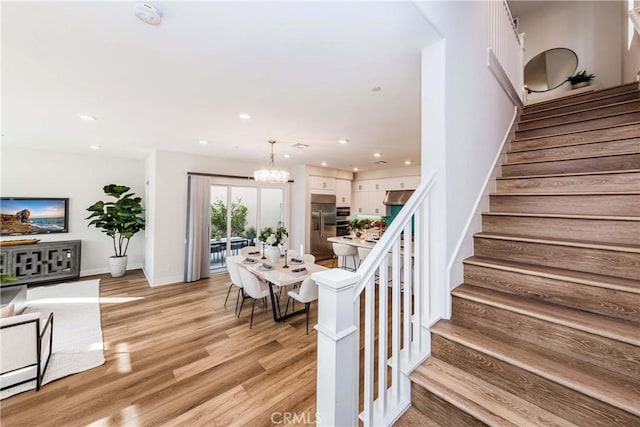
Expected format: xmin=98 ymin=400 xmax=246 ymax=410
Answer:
xmin=404 ymin=160 xmax=411 ymax=165
xmin=321 ymin=162 xmax=327 ymax=167
xmin=239 ymin=113 xmax=251 ymax=120
xmin=373 ymin=152 xmax=382 ymax=158
xmin=79 ymin=114 xmax=96 ymax=121
xmin=90 ymin=145 xmax=101 ymax=150
xmin=199 ymin=140 xmax=209 ymax=145
xmin=371 ymin=86 xmax=382 ymax=92
xmin=338 ymin=139 xmax=349 ymax=144
xmin=283 ymin=154 xmax=291 ymax=159
xmin=353 ymin=167 xmax=359 ymax=172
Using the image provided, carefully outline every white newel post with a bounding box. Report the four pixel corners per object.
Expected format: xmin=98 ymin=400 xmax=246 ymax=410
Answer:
xmin=312 ymin=268 xmax=361 ymax=427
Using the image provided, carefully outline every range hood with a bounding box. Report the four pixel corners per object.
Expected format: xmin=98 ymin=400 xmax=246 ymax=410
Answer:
xmin=383 ymin=190 xmax=414 ymax=205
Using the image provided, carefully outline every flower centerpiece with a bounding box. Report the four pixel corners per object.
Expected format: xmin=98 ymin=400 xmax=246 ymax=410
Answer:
xmin=259 ymin=225 xmax=288 ymax=263
xmin=347 ymin=218 xmax=372 ymax=238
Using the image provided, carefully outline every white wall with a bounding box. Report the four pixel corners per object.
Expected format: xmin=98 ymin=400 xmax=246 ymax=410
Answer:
xmin=623 ymin=0 xmax=640 ymax=82
xmin=1 ymin=147 xmax=146 ymax=276
xmin=517 ymin=1 xmax=624 ymax=100
xmin=416 ymin=1 xmax=517 ymax=321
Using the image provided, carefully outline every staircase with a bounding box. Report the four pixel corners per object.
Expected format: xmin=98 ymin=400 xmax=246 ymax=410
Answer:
xmin=397 ymin=82 xmax=640 ymax=426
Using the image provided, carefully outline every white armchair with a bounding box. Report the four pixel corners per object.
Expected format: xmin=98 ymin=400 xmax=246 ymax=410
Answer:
xmin=0 ymin=310 xmax=53 ymax=392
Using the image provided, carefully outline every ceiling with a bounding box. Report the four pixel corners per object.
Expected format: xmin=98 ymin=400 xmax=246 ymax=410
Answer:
xmin=1 ymin=1 xmax=434 ymax=172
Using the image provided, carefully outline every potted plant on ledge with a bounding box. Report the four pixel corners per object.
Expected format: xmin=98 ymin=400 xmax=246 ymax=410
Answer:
xmin=86 ymin=184 xmax=145 ymax=277
xmin=567 ymin=70 xmax=595 ymax=90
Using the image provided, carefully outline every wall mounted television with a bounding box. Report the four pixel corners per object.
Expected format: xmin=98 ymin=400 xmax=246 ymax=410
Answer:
xmin=0 ymin=197 xmax=69 ymax=236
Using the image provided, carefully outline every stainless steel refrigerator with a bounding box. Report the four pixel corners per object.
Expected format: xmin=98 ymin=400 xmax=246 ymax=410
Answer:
xmin=310 ymin=194 xmax=336 ymax=260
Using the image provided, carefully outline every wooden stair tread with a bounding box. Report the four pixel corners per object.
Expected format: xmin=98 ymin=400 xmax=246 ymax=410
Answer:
xmin=509 ymin=135 xmax=640 ymax=153
xmin=516 ymin=109 xmax=640 ymax=135
xmin=490 ymin=191 xmax=640 ymax=196
xmin=496 ymin=168 xmax=640 ymax=180
xmin=411 ymin=358 xmax=578 ymax=427
xmin=463 ymin=255 xmax=640 ymax=294
xmin=521 ymin=89 xmax=640 ymax=119
xmin=519 ymin=99 xmax=640 ymax=126
xmin=513 ymin=121 xmax=640 ymax=143
xmin=474 ymin=232 xmax=640 ymax=253
xmin=452 ymin=283 xmax=640 ymax=346
xmin=523 ymin=82 xmax=639 ymax=110
xmin=431 ymin=322 xmax=640 ymax=416
xmin=392 ymin=406 xmax=441 ymax=427
xmin=505 ymin=151 xmax=640 ymax=166
xmin=483 ymin=211 xmax=640 ymax=221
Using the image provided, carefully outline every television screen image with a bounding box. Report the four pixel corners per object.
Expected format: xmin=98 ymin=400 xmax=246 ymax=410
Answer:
xmin=0 ymin=198 xmax=69 ymax=236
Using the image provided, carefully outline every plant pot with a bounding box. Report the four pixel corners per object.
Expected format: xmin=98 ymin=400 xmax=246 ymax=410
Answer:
xmin=571 ymin=81 xmax=590 ymax=89
xmin=109 ymin=255 xmax=128 ymax=278
xmin=267 ymin=246 xmax=281 ymax=264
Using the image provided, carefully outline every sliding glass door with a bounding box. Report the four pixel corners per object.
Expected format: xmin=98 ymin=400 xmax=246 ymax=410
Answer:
xmin=209 ymin=182 xmax=286 ymax=270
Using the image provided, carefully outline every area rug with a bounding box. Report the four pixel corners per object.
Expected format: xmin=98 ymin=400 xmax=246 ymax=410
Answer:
xmin=1 ymin=279 xmax=105 ymax=399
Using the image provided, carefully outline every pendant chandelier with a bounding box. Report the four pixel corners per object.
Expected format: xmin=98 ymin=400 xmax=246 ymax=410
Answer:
xmin=253 ymin=140 xmax=290 ymax=184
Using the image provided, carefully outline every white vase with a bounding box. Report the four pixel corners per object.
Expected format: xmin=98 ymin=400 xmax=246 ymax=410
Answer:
xmin=267 ymin=246 xmax=281 ymax=264
xmin=109 ymin=255 xmax=128 ymax=278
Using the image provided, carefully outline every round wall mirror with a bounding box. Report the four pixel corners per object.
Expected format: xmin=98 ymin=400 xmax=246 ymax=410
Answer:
xmin=524 ymin=48 xmax=578 ymax=93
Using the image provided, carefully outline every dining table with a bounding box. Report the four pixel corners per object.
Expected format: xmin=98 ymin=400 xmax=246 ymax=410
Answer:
xmin=226 ymin=253 xmax=328 ymax=323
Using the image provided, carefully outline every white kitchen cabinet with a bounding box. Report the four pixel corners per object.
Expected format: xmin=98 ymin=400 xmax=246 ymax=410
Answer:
xmin=368 ymin=190 xmax=386 ymax=215
xmin=309 ymin=175 xmax=336 ymax=194
xmin=353 ymin=180 xmax=370 ymax=192
xmin=352 ymin=191 xmax=368 ymax=214
xmin=387 ymin=175 xmax=421 ymax=190
xmin=336 ymin=179 xmax=351 ymax=207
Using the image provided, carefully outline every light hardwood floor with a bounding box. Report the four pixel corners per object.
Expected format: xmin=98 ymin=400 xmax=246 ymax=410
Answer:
xmin=1 ymin=264 xmax=333 ymax=426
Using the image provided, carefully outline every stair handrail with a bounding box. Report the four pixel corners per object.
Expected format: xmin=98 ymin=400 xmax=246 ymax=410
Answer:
xmin=353 ymin=170 xmax=437 ymax=301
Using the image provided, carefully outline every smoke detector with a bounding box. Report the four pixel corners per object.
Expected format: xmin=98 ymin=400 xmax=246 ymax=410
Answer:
xmin=135 ymin=2 xmax=163 ymax=26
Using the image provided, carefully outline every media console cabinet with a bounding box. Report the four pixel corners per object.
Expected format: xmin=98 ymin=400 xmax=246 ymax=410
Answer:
xmin=0 ymin=240 xmax=81 ymax=286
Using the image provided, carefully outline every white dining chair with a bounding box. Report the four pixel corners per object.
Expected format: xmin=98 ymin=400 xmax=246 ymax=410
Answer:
xmin=285 ymin=277 xmax=318 ymax=334
xmin=332 ymin=243 xmax=357 ymax=271
xmin=225 ymin=261 xmax=246 ymax=317
xmin=238 ymin=267 xmax=271 ymax=329
xmin=240 ymin=246 xmax=260 ymax=256
xmin=301 ymin=254 xmax=315 ymax=264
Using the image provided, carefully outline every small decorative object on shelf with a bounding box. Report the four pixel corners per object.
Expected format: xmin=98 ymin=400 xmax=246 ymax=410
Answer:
xmin=0 ymin=239 xmax=40 ymax=247
xmin=567 ymin=70 xmax=595 ymax=89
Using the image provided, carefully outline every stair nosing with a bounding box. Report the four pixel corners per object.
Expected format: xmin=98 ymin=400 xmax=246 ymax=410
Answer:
xmin=521 ymin=89 xmax=640 ymax=119
xmin=432 ymin=322 xmax=640 ymax=417
xmin=516 ymin=109 xmax=640 ymax=134
xmin=482 ymin=211 xmax=640 ymax=221
xmin=496 ymin=168 xmax=640 ymax=180
xmin=411 ymin=358 xmax=577 ymax=427
xmin=519 ymin=99 xmax=640 ymax=125
xmin=463 ymin=255 xmax=640 ymax=294
xmin=451 ymin=284 xmax=640 ymax=346
xmin=512 ymin=121 xmax=640 ymax=143
xmin=523 ymin=82 xmax=639 ymax=110
xmin=474 ymin=232 xmax=640 ymax=253
xmin=505 ymin=150 xmax=640 ymax=166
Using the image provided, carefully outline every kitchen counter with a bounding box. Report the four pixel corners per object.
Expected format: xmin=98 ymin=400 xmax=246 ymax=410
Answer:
xmin=327 ymin=236 xmax=377 ymax=249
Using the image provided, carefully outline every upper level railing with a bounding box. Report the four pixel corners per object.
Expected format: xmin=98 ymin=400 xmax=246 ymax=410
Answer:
xmin=488 ymin=0 xmax=525 ymax=104
xmin=312 ymin=170 xmax=437 ymax=426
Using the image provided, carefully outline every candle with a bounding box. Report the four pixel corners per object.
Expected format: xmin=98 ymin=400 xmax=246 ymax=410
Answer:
xmin=300 ymin=243 xmax=304 ymax=257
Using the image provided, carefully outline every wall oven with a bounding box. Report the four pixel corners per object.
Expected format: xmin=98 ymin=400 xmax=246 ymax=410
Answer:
xmin=336 ymin=207 xmax=350 ymax=236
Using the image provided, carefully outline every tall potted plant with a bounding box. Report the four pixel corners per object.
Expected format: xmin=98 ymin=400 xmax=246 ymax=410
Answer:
xmin=86 ymin=184 xmax=145 ymax=277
